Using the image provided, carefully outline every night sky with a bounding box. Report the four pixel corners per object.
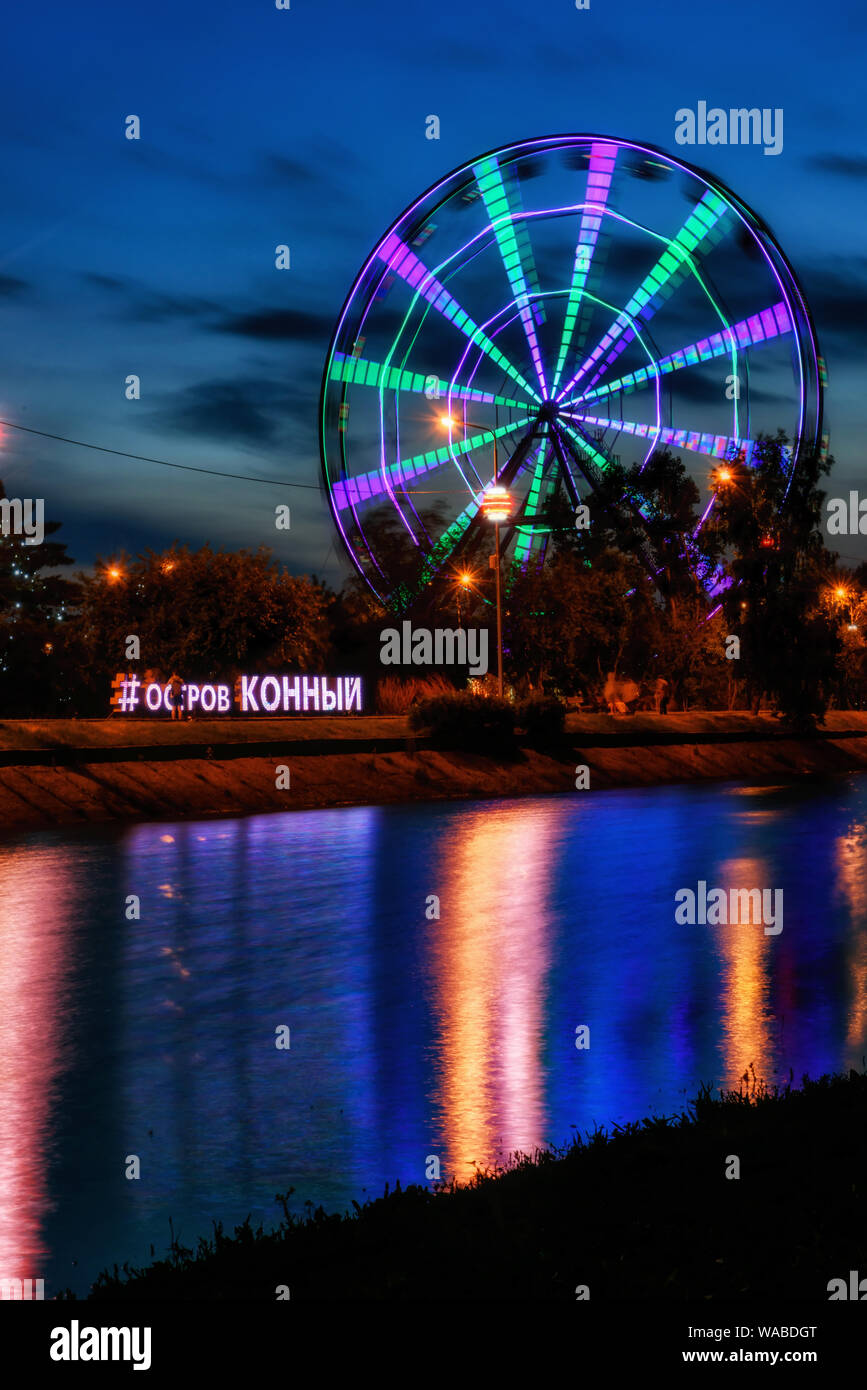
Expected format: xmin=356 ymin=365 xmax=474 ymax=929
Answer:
xmin=1 ymin=0 xmax=865 ymax=587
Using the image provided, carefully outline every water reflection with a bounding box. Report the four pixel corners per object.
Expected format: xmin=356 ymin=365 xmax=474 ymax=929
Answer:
xmin=430 ymin=804 xmax=552 ymax=1180
xmin=714 ymin=857 xmax=775 ymax=1087
xmin=0 ymin=848 xmax=72 ymax=1281
xmin=1 ymin=777 xmax=867 ymax=1294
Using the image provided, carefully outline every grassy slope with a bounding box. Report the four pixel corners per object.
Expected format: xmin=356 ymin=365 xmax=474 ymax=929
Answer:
xmin=3 ymin=711 xmax=867 ymax=751
xmin=78 ymin=1071 xmax=867 ymax=1302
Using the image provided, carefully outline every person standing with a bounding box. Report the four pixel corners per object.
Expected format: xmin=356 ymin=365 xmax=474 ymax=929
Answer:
xmin=168 ymin=672 xmax=185 ymax=722
xmin=654 ymin=676 xmax=670 ymax=714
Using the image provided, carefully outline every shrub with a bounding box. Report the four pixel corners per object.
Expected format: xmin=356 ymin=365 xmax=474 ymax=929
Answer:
xmin=375 ymin=673 xmax=455 ymax=714
xmin=408 ymin=690 xmax=516 ymax=750
xmin=515 ymin=694 xmax=566 ymax=745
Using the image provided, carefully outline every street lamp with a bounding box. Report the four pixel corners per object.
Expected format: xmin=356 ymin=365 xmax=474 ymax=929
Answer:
xmin=455 ymin=570 xmax=473 ymax=629
xmin=481 ymin=485 xmax=513 ymax=697
xmin=439 ymin=412 xmax=513 ymax=694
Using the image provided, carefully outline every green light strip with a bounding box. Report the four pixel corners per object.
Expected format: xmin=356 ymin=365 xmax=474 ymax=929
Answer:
xmin=415 ymin=499 xmax=481 ymax=593
xmin=514 ymin=439 xmax=551 ymax=565
xmin=558 ymin=189 xmax=729 ymax=400
xmin=333 ymin=416 xmax=531 ymax=512
xmin=329 ymin=353 xmax=527 ymax=410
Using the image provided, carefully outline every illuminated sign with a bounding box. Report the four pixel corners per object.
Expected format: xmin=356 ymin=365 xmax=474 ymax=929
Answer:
xmin=110 ymin=673 xmax=363 ymax=715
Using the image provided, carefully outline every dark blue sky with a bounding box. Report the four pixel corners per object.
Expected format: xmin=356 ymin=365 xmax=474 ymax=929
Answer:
xmin=1 ymin=0 xmax=865 ymax=585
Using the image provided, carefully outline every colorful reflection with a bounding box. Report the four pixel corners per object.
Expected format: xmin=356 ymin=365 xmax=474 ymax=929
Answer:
xmin=0 ymin=845 xmax=74 ymax=1282
xmin=428 ymin=804 xmax=553 ymax=1181
xmin=713 ymin=856 xmax=776 ymax=1088
xmin=1 ymin=778 xmax=867 ymax=1296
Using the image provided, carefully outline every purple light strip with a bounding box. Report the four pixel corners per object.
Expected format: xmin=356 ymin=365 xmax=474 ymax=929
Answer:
xmin=376 ymin=231 xmax=541 ymax=402
xmin=567 ymin=301 xmax=792 ymax=407
xmin=564 ymin=410 xmax=764 ymax=464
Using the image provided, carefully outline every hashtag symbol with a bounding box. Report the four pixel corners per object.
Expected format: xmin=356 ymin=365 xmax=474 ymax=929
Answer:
xmin=111 ymin=673 xmax=140 ymax=712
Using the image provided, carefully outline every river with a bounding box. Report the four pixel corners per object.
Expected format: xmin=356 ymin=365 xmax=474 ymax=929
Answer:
xmin=1 ymin=776 xmax=865 ymax=1296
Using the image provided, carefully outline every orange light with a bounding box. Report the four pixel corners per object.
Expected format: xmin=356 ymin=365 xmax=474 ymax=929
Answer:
xmin=107 ymin=566 xmax=123 ymax=582
xmin=481 ymin=486 xmax=512 ymax=524
xmin=717 ymin=467 xmax=732 ymax=484
xmin=439 ymin=415 xmax=456 ymax=429
xmin=162 ymin=560 xmax=176 ymax=574
xmin=835 ymin=586 xmax=847 ymax=600
xmin=459 ymin=572 xmax=472 ymax=587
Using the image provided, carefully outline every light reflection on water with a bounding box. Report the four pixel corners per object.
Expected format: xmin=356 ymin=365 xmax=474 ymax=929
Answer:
xmin=1 ymin=777 xmax=866 ymax=1295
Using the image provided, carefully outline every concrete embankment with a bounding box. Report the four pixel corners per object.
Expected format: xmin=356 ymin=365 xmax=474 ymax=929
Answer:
xmin=2 ymin=712 xmax=867 ymax=831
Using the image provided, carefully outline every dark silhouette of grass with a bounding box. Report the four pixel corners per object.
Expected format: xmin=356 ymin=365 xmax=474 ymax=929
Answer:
xmin=67 ymin=1069 xmax=867 ymax=1301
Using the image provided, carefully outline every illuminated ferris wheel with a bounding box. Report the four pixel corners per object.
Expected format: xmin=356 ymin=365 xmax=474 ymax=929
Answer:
xmin=320 ymin=134 xmax=824 ymax=609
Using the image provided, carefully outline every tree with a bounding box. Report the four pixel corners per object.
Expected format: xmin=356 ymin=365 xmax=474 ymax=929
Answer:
xmin=507 ymin=547 xmax=653 ymax=696
xmin=706 ymin=434 xmax=840 ymax=725
xmin=0 ymin=482 xmax=79 ymax=714
xmin=71 ymin=544 xmax=333 ymax=712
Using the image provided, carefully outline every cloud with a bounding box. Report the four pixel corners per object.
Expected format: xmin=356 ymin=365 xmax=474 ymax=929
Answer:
xmin=149 ymin=369 xmax=323 ymax=449
xmin=264 ymin=153 xmax=323 ymax=185
xmin=151 ymin=377 xmax=287 ymax=445
xmin=0 ymin=274 xmax=30 ymax=297
xmin=799 ymin=258 xmax=867 ymax=345
xmin=215 ymin=307 xmax=335 ymax=342
xmin=130 ymin=289 xmax=223 ymax=325
xmin=805 ymin=154 xmax=867 ymax=179
xmin=81 ymin=271 xmax=129 ymax=291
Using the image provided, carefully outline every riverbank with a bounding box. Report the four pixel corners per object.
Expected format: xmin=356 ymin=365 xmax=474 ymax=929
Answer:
xmin=3 ymin=712 xmax=867 ymax=830
xmin=71 ymin=1069 xmax=866 ymax=1300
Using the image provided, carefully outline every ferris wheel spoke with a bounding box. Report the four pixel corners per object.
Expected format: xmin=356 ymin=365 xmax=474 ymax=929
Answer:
xmin=555 ymin=188 xmax=730 ymax=403
xmin=565 ymin=301 xmax=794 ymax=408
xmin=551 ymin=142 xmax=619 ymax=396
xmin=377 ymin=231 xmax=542 ymax=404
xmin=513 ymin=438 xmax=554 ymax=567
xmin=555 ymin=421 xmax=669 ymax=583
xmin=328 ymin=350 xmax=529 ymax=411
xmin=564 ymin=408 xmax=769 ymax=466
xmin=411 ymin=497 xmax=484 ymax=597
xmin=473 ymin=155 xmax=550 ymax=398
xmin=330 ymin=415 xmax=532 ymax=513
xmin=412 ymin=427 xmax=548 ymax=594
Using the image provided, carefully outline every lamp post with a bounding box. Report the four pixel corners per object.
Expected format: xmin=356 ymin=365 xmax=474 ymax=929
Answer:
xmin=481 ymin=486 xmax=513 ymax=697
xmin=439 ymin=413 xmax=511 ymax=696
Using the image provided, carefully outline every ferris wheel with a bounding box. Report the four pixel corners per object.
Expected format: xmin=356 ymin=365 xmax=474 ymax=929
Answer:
xmin=320 ymin=134 xmax=824 ymax=609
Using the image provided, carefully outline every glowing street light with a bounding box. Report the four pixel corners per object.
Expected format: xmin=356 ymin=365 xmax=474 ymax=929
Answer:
xmin=106 ymin=566 xmax=124 ymax=583
xmin=481 ymin=485 xmax=513 ymax=524
xmin=438 ymin=412 xmax=509 ymax=693
xmin=454 ymin=569 xmax=475 ymax=629
xmin=481 ymin=485 xmax=514 ymax=698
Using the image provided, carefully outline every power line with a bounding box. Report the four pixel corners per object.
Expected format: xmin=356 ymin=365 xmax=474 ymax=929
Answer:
xmin=0 ymin=418 xmax=321 ymax=489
